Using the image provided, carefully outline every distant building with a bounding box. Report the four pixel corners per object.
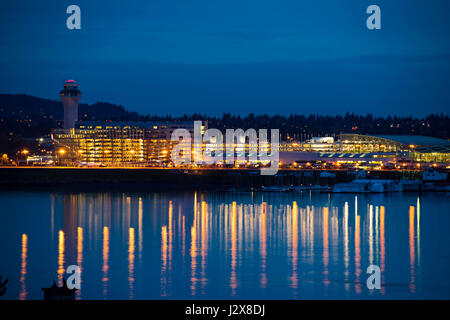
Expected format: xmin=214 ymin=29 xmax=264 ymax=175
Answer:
xmin=52 ymin=120 xmax=450 ymax=167
xmin=308 ymin=137 xmax=334 ymax=144
xmin=279 ymin=151 xmax=396 ymax=168
xmin=280 ymin=137 xmax=338 ymax=153
xmin=280 ymin=134 xmax=450 ymax=165
xmin=339 ymin=134 xmax=450 ymax=163
xmin=60 ymin=80 xmax=81 ymax=129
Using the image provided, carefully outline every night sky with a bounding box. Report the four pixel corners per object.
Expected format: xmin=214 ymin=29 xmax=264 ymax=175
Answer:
xmin=1 ymin=0 xmax=450 ymax=116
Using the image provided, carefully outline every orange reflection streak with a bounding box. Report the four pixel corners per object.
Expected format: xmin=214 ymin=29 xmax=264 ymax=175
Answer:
xmin=409 ymin=206 xmax=416 ymax=293
xmin=201 ymin=201 xmax=208 ymax=292
xmin=375 ymin=206 xmax=379 ymax=266
xmin=190 ymin=198 xmax=198 ymax=296
xmin=190 ymin=225 xmax=197 ymax=295
xmin=76 ymin=227 xmax=83 ymax=299
xmin=128 ymin=227 xmax=135 ymax=299
xmin=57 ymin=230 xmax=65 ymax=286
xmin=355 ymin=214 xmax=361 ymax=294
xmin=138 ymin=197 xmax=143 ymax=260
xmin=161 ymin=225 xmax=168 ymax=296
xmin=19 ymin=234 xmax=28 ymax=300
xmin=260 ymin=203 xmax=267 ymax=288
xmin=168 ymin=201 xmax=173 ymax=273
xmin=308 ymin=206 xmax=314 ymax=264
xmin=290 ymin=202 xmax=298 ymax=288
xmin=323 ymin=207 xmax=329 ymax=286
xmin=102 ymin=226 xmax=109 ymax=298
xmin=230 ymin=202 xmax=238 ymax=295
xmin=380 ymin=206 xmax=385 ymax=295
xmin=416 ymin=197 xmax=421 ymax=270
xmin=343 ymin=202 xmax=349 ymax=291
xmin=300 ymin=207 xmax=306 ymax=249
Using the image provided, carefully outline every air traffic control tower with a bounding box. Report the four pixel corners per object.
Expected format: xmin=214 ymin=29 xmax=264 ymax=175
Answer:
xmin=60 ymin=80 xmax=81 ymax=129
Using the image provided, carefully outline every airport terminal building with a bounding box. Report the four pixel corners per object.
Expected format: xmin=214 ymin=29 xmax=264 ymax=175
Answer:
xmin=53 ymin=124 xmax=450 ymax=166
xmin=279 ymin=134 xmax=450 ymax=167
xmin=338 ymin=134 xmax=450 ymax=163
xmin=52 ymin=80 xmax=449 ymax=167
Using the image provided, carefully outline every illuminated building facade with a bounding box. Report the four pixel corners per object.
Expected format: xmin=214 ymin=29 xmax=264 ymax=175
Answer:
xmin=280 ymin=137 xmax=340 ymax=153
xmin=339 ymin=134 xmax=450 ymax=163
xmin=281 ymin=134 xmax=450 ymax=164
xmin=52 ymin=121 xmax=203 ymax=165
xmin=52 ymin=122 xmax=449 ymax=166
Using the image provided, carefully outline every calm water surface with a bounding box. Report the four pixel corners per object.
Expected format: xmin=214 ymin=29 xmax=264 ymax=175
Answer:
xmin=0 ymin=190 xmax=449 ymax=299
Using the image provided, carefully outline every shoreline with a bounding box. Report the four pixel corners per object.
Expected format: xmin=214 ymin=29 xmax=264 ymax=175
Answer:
xmin=0 ymin=167 xmax=425 ymax=190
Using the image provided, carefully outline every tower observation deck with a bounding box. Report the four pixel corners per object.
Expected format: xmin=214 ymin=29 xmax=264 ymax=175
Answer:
xmin=60 ymin=80 xmax=81 ymax=129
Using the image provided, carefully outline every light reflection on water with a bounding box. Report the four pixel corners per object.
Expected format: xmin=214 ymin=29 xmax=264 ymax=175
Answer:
xmin=102 ymin=226 xmax=109 ymax=298
xmin=19 ymin=233 xmax=27 ymax=300
xmin=1 ymin=191 xmax=450 ymax=299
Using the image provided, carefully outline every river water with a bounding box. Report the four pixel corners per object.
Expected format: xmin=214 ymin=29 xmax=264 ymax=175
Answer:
xmin=0 ymin=190 xmax=449 ymax=299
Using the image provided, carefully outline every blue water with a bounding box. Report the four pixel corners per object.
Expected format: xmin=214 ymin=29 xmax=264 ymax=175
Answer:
xmin=0 ymin=191 xmax=449 ymax=300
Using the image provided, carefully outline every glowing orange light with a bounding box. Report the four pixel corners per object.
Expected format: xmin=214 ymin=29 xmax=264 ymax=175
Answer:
xmin=323 ymin=207 xmax=329 ymax=286
xmin=128 ymin=227 xmax=135 ymax=299
xmin=161 ymin=225 xmax=168 ymax=287
xmin=230 ymin=202 xmax=237 ymax=294
xmin=291 ymin=202 xmax=298 ymax=288
xmin=260 ymin=203 xmax=267 ymax=288
xmin=409 ymin=206 xmax=416 ymax=293
xmin=355 ymin=213 xmax=361 ymax=294
xmin=380 ymin=206 xmax=385 ymax=274
xmin=19 ymin=233 xmax=28 ymax=300
xmin=57 ymin=230 xmax=65 ymax=286
xmin=58 ymin=149 xmax=66 ymax=155
xmin=102 ymin=226 xmax=109 ymax=297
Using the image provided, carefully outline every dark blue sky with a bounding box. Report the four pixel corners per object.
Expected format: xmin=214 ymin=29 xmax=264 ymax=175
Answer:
xmin=1 ymin=0 xmax=450 ymax=116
